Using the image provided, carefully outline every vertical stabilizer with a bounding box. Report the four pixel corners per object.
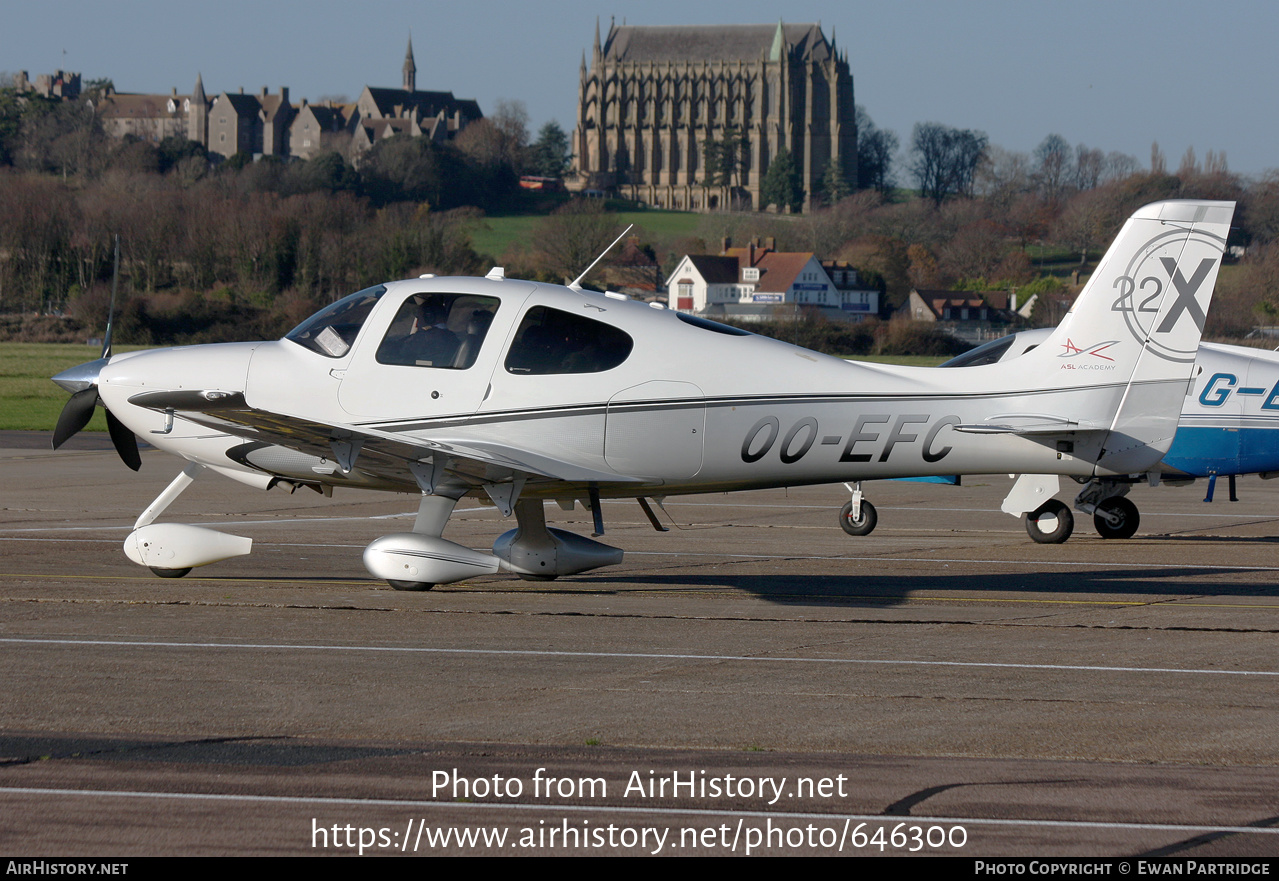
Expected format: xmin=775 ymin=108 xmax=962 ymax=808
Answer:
xmin=1016 ymin=200 xmax=1234 ymax=473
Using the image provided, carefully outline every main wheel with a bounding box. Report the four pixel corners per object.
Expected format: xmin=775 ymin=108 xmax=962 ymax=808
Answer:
xmin=1023 ymin=499 xmax=1074 ymax=544
xmin=1093 ymin=497 xmax=1139 ymax=539
xmin=838 ymin=500 xmax=878 ymax=536
xmin=387 ymin=580 xmax=435 ymax=591
xmin=149 ymin=566 xmax=192 ymax=578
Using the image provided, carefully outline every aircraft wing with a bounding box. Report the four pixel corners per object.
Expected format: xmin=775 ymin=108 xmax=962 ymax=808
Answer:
xmin=126 ymin=389 xmax=641 ymax=493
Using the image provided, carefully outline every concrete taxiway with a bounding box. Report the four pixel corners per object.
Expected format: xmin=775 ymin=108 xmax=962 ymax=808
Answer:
xmin=1 ymin=432 xmax=1277 ymax=856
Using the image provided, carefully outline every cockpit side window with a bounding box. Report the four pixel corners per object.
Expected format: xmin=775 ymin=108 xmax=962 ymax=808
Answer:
xmin=285 ymin=285 xmax=386 ymax=358
xmin=504 ymin=306 xmax=633 ymax=375
xmin=376 ymin=293 xmax=500 ymax=369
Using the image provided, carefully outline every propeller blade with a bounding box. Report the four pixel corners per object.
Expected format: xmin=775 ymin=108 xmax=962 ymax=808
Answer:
xmin=52 ymin=388 xmax=99 ymax=450
xmin=105 ymin=407 xmax=142 ymax=472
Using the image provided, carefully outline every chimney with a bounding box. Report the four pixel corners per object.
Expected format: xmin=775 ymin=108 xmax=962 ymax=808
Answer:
xmin=721 ymin=236 xmax=731 ymax=253
xmin=280 ymin=86 xmax=289 ymax=103
xmin=261 ymin=86 xmax=268 ymax=98
xmin=749 ymin=241 xmax=756 ymax=265
xmin=764 ymin=236 xmax=775 ymax=251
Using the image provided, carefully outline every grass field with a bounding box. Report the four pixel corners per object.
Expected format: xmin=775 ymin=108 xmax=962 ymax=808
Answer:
xmin=469 ymin=209 xmax=704 ymax=260
xmin=0 ymin=343 xmax=145 ymax=432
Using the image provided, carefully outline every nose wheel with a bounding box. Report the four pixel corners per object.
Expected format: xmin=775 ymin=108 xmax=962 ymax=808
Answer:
xmin=148 ymin=566 xmax=193 ymax=579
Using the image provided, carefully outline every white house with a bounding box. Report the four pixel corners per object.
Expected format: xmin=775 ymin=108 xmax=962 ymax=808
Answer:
xmin=665 ymin=240 xmax=879 ymax=322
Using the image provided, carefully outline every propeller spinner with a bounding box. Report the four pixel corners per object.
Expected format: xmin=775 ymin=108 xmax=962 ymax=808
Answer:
xmin=50 ymin=357 xmax=142 ymax=471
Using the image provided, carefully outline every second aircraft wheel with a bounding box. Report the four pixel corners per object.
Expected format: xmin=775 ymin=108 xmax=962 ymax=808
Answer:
xmin=1023 ymin=499 xmax=1074 ymax=544
xmin=838 ymin=500 xmax=878 ymax=536
xmin=387 ymin=580 xmax=435 ymax=591
xmin=1093 ymin=497 xmax=1139 ymax=539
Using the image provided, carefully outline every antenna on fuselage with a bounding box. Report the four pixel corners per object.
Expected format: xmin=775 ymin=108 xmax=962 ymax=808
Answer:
xmin=568 ymin=224 xmax=633 ymax=292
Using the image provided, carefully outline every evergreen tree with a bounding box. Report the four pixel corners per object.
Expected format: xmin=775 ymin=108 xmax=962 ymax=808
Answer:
xmin=529 ymin=120 xmax=571 ymax=178
xmin=760 ymin=148 xmax=802 ymax=212
xmin=701 ymin=127 xmax=748 ymax=187
xmin=821 ymin=155 xmax=852 ymax=204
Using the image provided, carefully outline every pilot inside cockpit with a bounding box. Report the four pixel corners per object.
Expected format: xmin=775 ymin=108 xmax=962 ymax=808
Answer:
xmin=376 ymin=293 xmax=499 ymax=369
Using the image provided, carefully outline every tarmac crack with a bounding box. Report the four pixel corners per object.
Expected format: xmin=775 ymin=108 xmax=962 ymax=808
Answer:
xmin=1135 ymin=812 xmax=1279 ymax=857
xmin=0 ymin=734 xmax=293 ymax=768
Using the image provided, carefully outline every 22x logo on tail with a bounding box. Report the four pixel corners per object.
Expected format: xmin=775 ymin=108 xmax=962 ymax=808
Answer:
xmin=1110 ymin=229 xmax=1225 ymax=363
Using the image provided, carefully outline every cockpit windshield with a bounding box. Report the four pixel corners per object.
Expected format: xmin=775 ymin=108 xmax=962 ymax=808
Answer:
xmin=285 ymin=285 xmax=387 ymax=358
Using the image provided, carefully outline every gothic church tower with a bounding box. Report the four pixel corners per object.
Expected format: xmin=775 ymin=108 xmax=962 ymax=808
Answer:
xmin=573 ymin=20 xmax=855 ymax=212
xmin=403 ymin=36 xmax=417 ymax=92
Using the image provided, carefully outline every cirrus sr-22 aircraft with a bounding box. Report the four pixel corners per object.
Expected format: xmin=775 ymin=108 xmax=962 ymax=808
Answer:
xmin=50 ymin=199 xmax=1233 ymax=589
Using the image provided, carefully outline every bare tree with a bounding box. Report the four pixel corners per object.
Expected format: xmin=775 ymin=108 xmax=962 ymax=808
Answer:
xmin=1033 ymin=134 xmax=1073 ymax=202
xmin=1178 ymin=146 xmax=1199 ymax=177
xmin=530 ymin=199 xmax=624 ymax=284
xmin=1074 ymin=145 xmax=1105 ymax=190
xmin=855 ymin=106 xmax=897 ymax=193
xmin=1102 ymin=151 xmax=1140 ymax=183
xmin=1150 ymin=141 xmax=1167 ymax=174
xmin=909 ymin=122 xmax=988 ymax=206
xmin=975 ymin=146 xmax=1031 ymax=206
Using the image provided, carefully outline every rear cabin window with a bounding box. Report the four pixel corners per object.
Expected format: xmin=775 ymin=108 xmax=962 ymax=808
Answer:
xmin=376 ymin=293 xmax=500 ymax=369
xmin=504 ymin=306 xmax=633 ymax=374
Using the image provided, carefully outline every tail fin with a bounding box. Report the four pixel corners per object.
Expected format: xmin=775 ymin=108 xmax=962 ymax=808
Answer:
xmin=1020 ymin=200 xmax=1234 ymax=473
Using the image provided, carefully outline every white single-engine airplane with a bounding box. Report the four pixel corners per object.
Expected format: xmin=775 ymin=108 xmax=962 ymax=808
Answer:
xmin=51 ymin=200 xmax=1233 ymax=589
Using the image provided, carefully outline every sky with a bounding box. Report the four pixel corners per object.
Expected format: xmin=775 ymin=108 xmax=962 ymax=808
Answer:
xmin=5 ymin=0 xmax=1278 ymax=176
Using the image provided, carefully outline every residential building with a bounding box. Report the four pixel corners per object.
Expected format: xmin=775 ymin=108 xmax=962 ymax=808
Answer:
xmin=96 ymin=88 xmax=192 ymax=143
xmin=349 ymin=38 xmax=482 ymax=160
xmin=82 ymin=75 xmax=209 ymax=147
xmin=288 ymin=101 xmax=352 ymax=160
xmin=666 ymin=237 xmax=877 ymax=322
xmin=900 ymin=289 xmax=1021 ymax=344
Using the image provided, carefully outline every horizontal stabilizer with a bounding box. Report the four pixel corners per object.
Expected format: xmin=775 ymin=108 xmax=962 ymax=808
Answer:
xmin=954 ymin=413 xmax=1104 ymax=436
